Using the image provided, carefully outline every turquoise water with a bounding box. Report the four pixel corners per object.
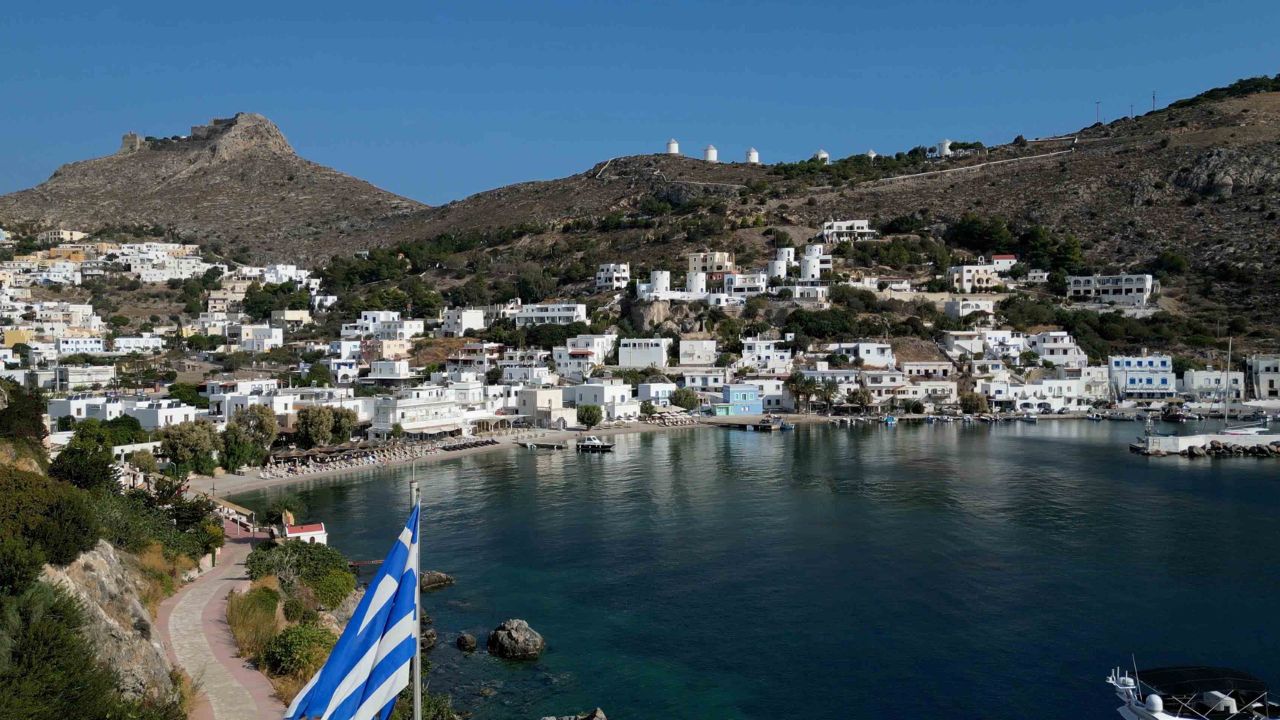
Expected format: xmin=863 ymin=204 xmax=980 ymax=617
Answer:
xmin=232 ymin=422 xmax=1280 ymax=719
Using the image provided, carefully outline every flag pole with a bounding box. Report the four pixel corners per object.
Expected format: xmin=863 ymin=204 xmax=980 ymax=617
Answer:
xmin=410 ymin=467 xmax=422 ymax=720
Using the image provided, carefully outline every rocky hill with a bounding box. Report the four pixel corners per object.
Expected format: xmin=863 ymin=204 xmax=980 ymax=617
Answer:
xmin=0 ymin=113 xmax=423 ymax=264
xmin=344 ymin=82 xmax=1280 ymax=338
xmin=3 ymin=81 xmax=1278 ymax=336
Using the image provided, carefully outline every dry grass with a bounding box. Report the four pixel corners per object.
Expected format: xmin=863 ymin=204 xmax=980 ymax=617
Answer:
xmin=225 ymin=584 xmax=281 ymax=661
xmin=269 ymin=675 xmax=310 ymax=704
xmin=134 ymin=543 xmax=198 ymax=614
xmin=171 ymin=668 xmax=203 ymax=715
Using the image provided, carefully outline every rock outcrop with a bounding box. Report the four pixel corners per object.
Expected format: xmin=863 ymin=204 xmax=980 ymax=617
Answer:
xmin=540 ymin=709 xmax=607 ymax=720
xmin=1174 ymin=147 xmax=1280 ymax=197
xmin=421 ymin=570 xmax=456 ymax=591
xmin=39 ymin=540 xmax=177 ymax=702
xmin=456 ymin=632 xmax=478 ymax=651
xmin=0 ymin=112 xmax=424 ymax=265
xmin=487 ymin=618 xmax=546 ymax=660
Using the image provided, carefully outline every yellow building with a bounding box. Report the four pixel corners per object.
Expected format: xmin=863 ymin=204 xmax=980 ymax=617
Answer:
xmin=3 ymin=329 xmax=34 ymax=347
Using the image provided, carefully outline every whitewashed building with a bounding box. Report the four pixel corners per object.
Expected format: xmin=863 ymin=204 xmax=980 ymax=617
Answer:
xmin=1180 ymin=368 xmax=1245 ymax=402
xmin=595 ymin=263 xmax=631 ymax=291
xmin=1109 ymin=353 xmax=1176 ymax=401
xmin=1026 ymin=331 xmax=1089 ymax=369
xmin=619 ymin=337 xmax=673 ymax=369
xmin=820 ymin=219 xmax=877 ymax=243
xmin=679 ymin=339 xmax=718 ymax=366
xmin=1247 ymin=355 xmax=1280 ymax=400
xmin=1067 ymin=274 xmax=1159 ymax=307
xmin=513 ymin=303 xmax=588 ymax=328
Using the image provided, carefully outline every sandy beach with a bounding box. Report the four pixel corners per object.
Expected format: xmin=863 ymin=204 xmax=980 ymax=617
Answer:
xmin=190 ymin=419 xmax=722 ymax=498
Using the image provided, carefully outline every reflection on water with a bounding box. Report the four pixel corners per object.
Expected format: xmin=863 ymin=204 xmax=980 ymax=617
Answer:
xmin=232 ymin=423 xmax=1280 ymax=720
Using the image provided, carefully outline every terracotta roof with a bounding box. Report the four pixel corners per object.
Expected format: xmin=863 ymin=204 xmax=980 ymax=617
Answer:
xmin=285 ymin=523 xmax=326 ymax=534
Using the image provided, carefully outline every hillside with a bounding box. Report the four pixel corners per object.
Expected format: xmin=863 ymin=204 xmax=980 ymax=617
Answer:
xmin=341 ymin=82 xmax=1280 ymax=340
xmin=0 ymin=113 xmax=423 ymax=264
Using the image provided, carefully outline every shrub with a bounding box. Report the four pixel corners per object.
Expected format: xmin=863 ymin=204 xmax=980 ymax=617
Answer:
xmin=262 ymin=623 xmax=336 ymax=678
xmin=246 ymin=540 xmax=350 ymax=588
xmin=0 ymin=466 xmax=99 ymax=566
xmin=306 ymin=568 xmax=356 ymax=609
xmin=0 ymin=538 xmax=45 ymax=596
xmin=576 ymin=404 xmax=602 ymax=428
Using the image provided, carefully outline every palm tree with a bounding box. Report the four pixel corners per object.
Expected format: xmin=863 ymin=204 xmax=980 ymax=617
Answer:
xmin=799 ymin=376 xmax=820 ymax=414
xmin=818 ymin=379 xmax=839 ymax=415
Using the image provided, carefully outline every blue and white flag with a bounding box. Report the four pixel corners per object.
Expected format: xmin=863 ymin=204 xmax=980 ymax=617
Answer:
xmin=285 ymin=502 xmax=421 ymax=720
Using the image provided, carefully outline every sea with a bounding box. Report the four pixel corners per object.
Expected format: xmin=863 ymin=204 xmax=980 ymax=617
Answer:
xmin=231 ymin=421 xmax=1280 ymax=719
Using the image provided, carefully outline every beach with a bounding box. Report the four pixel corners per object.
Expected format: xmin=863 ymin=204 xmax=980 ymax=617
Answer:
xmin=191 ymin=418 xmax=723 ymax=497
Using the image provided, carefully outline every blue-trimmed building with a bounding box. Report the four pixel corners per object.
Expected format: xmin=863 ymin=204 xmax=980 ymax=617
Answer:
xmin=715 ymin=383 xmax=763 ymax=416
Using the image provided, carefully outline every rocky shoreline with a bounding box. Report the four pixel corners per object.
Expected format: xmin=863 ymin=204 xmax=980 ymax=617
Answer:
xmin=1138 ymin=438 xmax=1280 ymax=458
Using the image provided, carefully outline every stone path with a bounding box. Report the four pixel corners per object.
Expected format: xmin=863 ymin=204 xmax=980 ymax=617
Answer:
xmin=157 ymin=522 xmax=285 ymax=720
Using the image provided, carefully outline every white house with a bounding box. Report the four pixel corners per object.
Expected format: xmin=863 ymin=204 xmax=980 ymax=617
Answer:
xmin=739 ymin=336 xmax=793 ymax=374
xmin=946 ymin=264 xmax=1000 ymax=293
xmin=820 ymin=219 xmax=877 ymax=243
xmin=1247 ymin=355 xmax=1280 ymax=400
xmin=113 ymin=335 xmax=165 ymax=353
xmin=595 ymin=263 xmax=631 ymax=291
xmin=942 ymin=330 xmax=985 ymax=359
xmin=38 ymin=229 xmax=89 ymax=244
xmin=681 ymin=367 xmax=731 ymax=393
xmin=638 ymin=382 xmax=678 ymax=407
xmin=564 ymin=379 xmax=640 ymax=421
xmin=553 ymin=334 xmax=617 ymax=381
xmin=239 ymin=325 xmax=283 ymax=353
xmin=370 ymin=385 xmax=464 ymax=439
xmin=56 ymin=336 xmax=106 ymax=356
xmin=742 ymin=375 xmax=792 ymax=412
xmin=943 ymin=298 xmax=996 ymax=319
xmin=619 ymin=337 xmax=673 ymax=369
xmin=679 ymin=339 xmax=718 ymax=366
xmin=513 ymin=303 xmax=587 ymax=328
xmin=1109 ymin=353 xmax=1176 ymax=401
xmin=724 ymin=272 xmax=768 ymax=297
xmin=1026 ymin=331 xmax=1089 ymax=369
xmin=1067 ymin=274 xmax=1159 ymax=307
xmin=821 ymin=341 xmax=895 ymax=368
xmin=1180 ymin=368 xmax=1244 ymax=402
xmin=283 ymin=522 xmax=328 ymax=545
xmin=440 ymin=308 xmax=487 ymax=338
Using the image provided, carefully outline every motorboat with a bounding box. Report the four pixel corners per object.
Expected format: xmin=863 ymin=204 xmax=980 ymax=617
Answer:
xmin=1087 ymin=412 xmax=1106 ymax=422
xmin=1106 ymin=665 xmax=1280 ymax=719
xmin=575 ymin=436 xmax=615 ymax=453
xmin=882 ymin=415 xmax=897 ymax=426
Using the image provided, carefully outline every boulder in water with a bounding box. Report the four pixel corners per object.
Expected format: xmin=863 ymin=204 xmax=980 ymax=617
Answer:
xmin=487 ymin=618 xmax=545 ymax=660
xmin=421 ymin=570 xmax=456 ymax=591
xmin=456 ymin=632 xmax=478 ymax=652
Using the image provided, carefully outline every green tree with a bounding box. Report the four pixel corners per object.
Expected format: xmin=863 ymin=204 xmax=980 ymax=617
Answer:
xmin=304 ymin=362 xmax=333 ymax=387
xmin=959 ymin=392 xmax=990 ymax=414
xmin=126 ymin=449 xmax=159 ymax=474
xmin=671 ymin=387 xmax=700 ymax=411
xmin=49 ymin=420 xmax=119 ymax=492
xmin=221 ymin=423 xmax=261 ymax=472
xmin=295 ymin=406 xmax=335 ymax=449
xmin=330 ymin=407 xmax=359 ymax=443
xmin=166 ymin=381 xmax=209 ymax=408
xmin=576 ymin=404 xmax=603 ymax=428
xmin=640 ymin=400 xmax=656 ymax=416
xmin=159 ymin=420 xmax=220 ymax=475
xmin=231 ymin=404 xmax=279 ymax=449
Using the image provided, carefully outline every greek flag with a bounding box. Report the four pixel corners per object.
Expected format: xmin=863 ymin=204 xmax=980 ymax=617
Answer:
xmin=285 ymin=502 xmax=420 ymax=720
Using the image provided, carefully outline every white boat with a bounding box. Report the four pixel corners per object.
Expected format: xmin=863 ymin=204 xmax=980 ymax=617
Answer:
xmin=1107 ymin=665 xmax=1280 ymax=719
xmin=575 ymin=436 xmax=615 ymax=453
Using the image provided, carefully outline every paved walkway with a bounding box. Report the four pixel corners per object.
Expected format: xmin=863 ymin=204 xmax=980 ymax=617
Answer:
xmin=157 ymin=522 xmax=284 ymax=720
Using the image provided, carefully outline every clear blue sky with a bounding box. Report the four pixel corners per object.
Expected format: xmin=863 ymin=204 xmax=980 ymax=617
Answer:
xmin=2 ymin=1 xmax=1275 ymax=205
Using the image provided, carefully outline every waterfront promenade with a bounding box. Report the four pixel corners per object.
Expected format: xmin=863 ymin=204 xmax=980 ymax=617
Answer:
xmin=156 ymin=520 xmax=283 ymax=720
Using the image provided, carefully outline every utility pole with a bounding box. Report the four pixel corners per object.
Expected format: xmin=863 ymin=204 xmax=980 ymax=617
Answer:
xmin=1152 ymin=91 xmax=1156 ymax=112
xmin=1095 ymin=101 xmax=1101 ymax=124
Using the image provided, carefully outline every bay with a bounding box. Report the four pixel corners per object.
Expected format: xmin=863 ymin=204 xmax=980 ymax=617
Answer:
xmin=231 ymin=422 xmax=1280 ymax=719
